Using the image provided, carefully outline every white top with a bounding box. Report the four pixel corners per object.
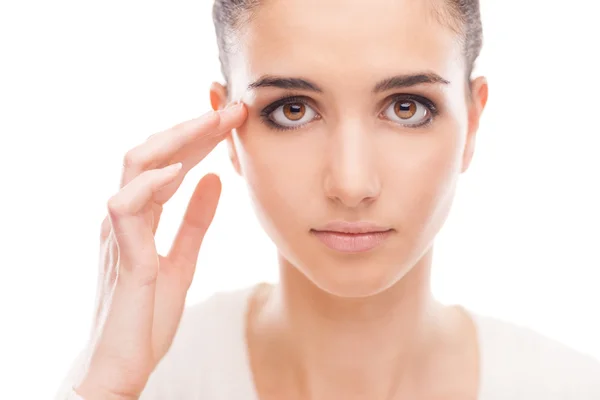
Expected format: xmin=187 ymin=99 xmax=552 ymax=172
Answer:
xmin=56 ymin=285 xmax=600 ymax=399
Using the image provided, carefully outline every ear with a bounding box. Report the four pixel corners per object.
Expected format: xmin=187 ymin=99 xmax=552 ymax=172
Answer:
xmin=209 ymin=81 xmax=242 ymax=176
xmin=461 ymin=76 xmax=488 ymax=173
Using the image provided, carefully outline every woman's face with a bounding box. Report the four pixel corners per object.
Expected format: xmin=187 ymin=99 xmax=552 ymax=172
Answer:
xmin=215 ymin=0 xmax=487 ymax=297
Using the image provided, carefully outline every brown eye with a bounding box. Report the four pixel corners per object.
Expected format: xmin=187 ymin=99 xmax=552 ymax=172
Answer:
xmin=383 ymin=98 xmax=430 ymax=127
xmin=269 ymin=101 xmax=317 ymax=129
xmin=283 ymin=103 xmax=306 ymax=121
xmin=394 ymin=101 xmax=417 ymax=119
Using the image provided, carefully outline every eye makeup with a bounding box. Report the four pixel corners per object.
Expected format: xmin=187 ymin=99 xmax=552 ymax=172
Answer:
xmin=258 ymin=92 xmax=441 ymax=132
xmin=380 ymin=93 xmax=440 ymax=129
xmin=259 ymin=95 xmax=318 ymax=132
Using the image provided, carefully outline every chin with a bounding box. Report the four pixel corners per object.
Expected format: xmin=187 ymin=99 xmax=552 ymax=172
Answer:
xmin=275 ymin=230 xmax=428 ymax=299
xmin=292 ymin=251 xmax=414 ymax=299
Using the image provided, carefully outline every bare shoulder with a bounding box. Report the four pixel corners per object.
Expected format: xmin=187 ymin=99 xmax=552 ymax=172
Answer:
xmin=473 ymin=312 xmax=600 ymax=399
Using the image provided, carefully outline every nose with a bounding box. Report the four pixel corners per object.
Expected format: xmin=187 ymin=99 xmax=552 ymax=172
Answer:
xmin=323 ymin=120 xmax=381 ymax=208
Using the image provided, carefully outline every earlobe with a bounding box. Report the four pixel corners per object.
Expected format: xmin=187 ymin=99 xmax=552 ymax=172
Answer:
xmin=461 ymin=76 xmax=489 ymax=173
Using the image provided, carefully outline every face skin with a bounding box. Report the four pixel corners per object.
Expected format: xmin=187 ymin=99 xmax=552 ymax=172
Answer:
xmin=210 ymin=0 xmax=489 ymax=397
xmin=211 ymin=0 xmax=488 ymax=299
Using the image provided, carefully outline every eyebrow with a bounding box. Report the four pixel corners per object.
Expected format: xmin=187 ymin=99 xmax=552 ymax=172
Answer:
xmin=247 ymin=72 xmax=450 ymax=93
xmin=373 ymin=73 xmax=450 ymax=93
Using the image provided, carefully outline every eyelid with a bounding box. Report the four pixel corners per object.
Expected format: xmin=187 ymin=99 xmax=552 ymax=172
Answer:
xmin=259 ymin=93 xmax=439 ymax=131
xmin=259 ymin=95 xmax=321 ymax=131
xmin=377 ymin=94 xmax=439 ymax=129
xmin=261 ymin=93 xmax=437 ymax=116
xmin=379 ymin=93 xmax=438 ymax=115
xmin=260 ymin=94 xmax=321 ymax=116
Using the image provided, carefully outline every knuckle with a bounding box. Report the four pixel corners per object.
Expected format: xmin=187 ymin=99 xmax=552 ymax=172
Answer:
xmin=106 ymin=195 xmax=128 ymax=217
xmin=122 ymin=148 xmax=144 ymax=169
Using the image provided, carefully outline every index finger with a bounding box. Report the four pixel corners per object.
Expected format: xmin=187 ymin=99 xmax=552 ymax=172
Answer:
xmin=120 ymin=101 xmax=247 ymax=188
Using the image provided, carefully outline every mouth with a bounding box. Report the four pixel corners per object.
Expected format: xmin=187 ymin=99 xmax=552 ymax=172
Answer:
xmin=310 ymin=221 xmax=393 ymax=253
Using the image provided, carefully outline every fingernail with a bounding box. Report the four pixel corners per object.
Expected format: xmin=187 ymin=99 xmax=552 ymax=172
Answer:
xmin=165 ymin=162 xmax=183 ymax=173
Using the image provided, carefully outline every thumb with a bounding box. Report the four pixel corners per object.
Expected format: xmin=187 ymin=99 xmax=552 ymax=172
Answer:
xmin=167 ymin=173 xmax=222 ymax=273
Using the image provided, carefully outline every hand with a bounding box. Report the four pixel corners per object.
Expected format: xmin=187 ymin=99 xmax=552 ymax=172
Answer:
xmin=75 ymin=102 xmax=247 ymax=400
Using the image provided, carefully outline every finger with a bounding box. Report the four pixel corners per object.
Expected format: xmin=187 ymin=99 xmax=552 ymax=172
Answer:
xmin=119 ymin=110 xmax=218 ymax=188
xmin=167 ymin=173 xmax=222 ymax=272
xmin=149 ymin=174 xmax=221 ymax=357
xmin=119 ymin=103 xmax=247 ymax=246
xmin=95 ymin=164 xmax=184 ymax=370
xmin=100 ymin=215 xmax=111 ymax=242
xmin=120 ymin=102 xmax=247 ymax=188
xmin=107 ymin=162 xmax=183 ymax=284
xmin=150 ymin=202 xmax=163 ymax=235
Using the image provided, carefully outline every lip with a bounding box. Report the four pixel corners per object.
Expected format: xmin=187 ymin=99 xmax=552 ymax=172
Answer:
xmin=311 ymin=221 xmax=393 ymax=253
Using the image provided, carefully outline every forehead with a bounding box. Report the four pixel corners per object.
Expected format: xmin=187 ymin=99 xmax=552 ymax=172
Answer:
xmin=231 ymin=0 xmax=464 ymax=95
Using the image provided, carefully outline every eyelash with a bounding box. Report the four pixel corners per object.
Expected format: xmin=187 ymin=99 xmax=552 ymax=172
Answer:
xmin=259 ymin=95 xmax=314 ymax=132
xmin=259 ymin=94 xmax=440 ymax=132
xmin=386 ymin=94 xmax=439 ymax=128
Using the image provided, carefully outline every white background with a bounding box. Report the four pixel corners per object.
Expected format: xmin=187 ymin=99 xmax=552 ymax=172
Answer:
xmin=1 ymin=0 xmax=599 ymax=398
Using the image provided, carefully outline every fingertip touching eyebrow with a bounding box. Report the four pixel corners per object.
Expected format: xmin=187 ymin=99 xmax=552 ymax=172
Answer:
xmin=247 ymin=72 xmax=451 ymax=93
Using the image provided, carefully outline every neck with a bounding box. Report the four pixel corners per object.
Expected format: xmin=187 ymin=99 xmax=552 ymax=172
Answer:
xmin=258 ymin=248 xmax=447 ymax=399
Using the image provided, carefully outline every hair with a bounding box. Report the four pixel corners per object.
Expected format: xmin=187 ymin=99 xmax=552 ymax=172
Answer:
xmin=212 ymin=0 xmax=482 ymax=89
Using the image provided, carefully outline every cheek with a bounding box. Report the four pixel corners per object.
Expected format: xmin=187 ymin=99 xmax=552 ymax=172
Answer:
xmin=381 ymin=119 xmax=465 ymax=230
xmin=232 ymin=121 xmax=323 ymax=227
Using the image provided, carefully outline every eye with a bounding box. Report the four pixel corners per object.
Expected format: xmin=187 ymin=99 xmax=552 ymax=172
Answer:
xmin=268 ymin=101 xmax=318 ymax=129
xmin=381 ymin=96 xmax=435 ymax=127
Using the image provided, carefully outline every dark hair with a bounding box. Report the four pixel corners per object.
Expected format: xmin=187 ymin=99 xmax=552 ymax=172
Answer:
xmin=212 ymin=0 xmax=482 ymax=89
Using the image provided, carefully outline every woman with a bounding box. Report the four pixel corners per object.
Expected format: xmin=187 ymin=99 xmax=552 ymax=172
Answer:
xmin=57 ymin=0 xmax=600 ymax=398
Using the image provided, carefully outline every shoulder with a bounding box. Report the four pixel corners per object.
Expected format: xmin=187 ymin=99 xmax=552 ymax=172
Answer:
xmin=140 ymin=285 xmax=256 ymax=399
xmin=473 ymin=312 xmax=600 ymax=399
